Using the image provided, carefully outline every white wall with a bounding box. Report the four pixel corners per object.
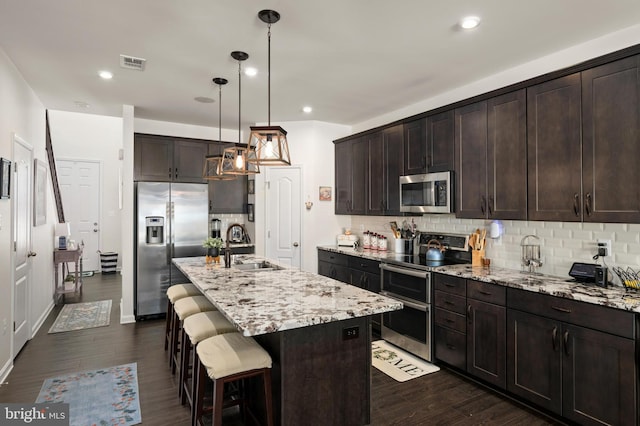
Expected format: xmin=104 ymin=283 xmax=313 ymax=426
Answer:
xmin=48 ymin=110 xmax=123 ymax=266
xmin=0 ymin=48 xmax=52 ymax=381
xmin=253 ymin=120 xmax=352 ymax=272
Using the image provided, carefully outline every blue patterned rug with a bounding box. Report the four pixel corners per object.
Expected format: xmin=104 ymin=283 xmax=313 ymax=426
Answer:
xmin=36 ymin=363 xmax=142 ymax=426
xmin=48 ymin=300 xmax=112 ymax=333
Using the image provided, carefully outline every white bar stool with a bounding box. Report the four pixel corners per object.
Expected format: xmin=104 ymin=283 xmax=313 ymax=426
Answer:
xmin=170 ymin=295 xmax=216 ymax=374
xmin=179 ymin=310 xmax=237 ymax=406
xmin=193 ymin=333 xmax=273 ymax=426
xmin=165 ymin=283 xmax=201 ymax=351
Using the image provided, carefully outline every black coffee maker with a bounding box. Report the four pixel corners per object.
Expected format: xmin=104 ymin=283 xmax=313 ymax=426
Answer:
xmin=211 ymin=218 xmax=221 ymax=238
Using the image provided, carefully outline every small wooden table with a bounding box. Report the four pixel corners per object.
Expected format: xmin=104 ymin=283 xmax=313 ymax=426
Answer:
xmin=54 ymin=248 xmax=83 ymax=302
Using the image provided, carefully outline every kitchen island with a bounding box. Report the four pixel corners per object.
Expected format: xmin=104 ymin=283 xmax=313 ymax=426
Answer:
xmin=173 ymin=256 xmax=402 ymax=426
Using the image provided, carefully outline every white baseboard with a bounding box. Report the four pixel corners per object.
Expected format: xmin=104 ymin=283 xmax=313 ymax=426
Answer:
xmin=32 ymin=300 xmax=54 ymax=337
xmin=119 ymin=299 xmax=136 ymax=324
xmin=0 ymin=357 xmax=13 ymax=388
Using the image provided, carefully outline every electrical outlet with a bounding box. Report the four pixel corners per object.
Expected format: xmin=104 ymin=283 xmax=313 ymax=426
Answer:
xmin=597 ymin=239 xmax=612 ymax=257
xmin=342 ymin=326 xmax=359 ymax=340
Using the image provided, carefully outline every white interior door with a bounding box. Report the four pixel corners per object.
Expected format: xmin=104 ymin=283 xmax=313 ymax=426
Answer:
xmin=265 ymin=167 xmax=301 ymax=268
xmin=57 ymin=160 xmax=101 ymax=271
xmin=12 ymin=135 xmax=33 ymax=358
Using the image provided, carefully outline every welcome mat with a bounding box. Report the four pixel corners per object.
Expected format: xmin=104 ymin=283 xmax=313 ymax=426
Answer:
xmin=372 ymin=340 xmax=440 ymax=382
xmin=48 ymin=300 xmax=112 ymax=334
xmin=36 ymin=363 xmax=141 ymax=426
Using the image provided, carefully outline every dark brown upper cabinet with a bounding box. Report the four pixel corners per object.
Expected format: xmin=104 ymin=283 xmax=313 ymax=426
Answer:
xmin=368 ymin=126 xmax=405 ymax=215
xmin=455 ymin=102 xmax=488 ymax=218
xmin=134 ymin=134 xmax=209 ymax=183
xmin=426 ymin=110 xmax=455 ymax=173
xmin=581 ymin=55 xmax=640 ymax=223
xmin=404 ymin=114 xmax=454 ymax=176
xmin=529 ymin=57 xmax=640 ymax=223
xmin=335 ymin=137 xmax=367 ymax=215
xmin=527 ymin=74 xmax=583 ymax=222
xmin=455 ymin=90 xmax=527 ymax=220
xmin=403 ymin=118 xmax=427 ymax=175
xmin=207 ymin=143 xmax=247 ymax=214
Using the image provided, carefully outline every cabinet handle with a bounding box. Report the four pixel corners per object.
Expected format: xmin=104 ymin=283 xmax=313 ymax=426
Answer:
xmin=551 ymin=306 xmax=572 ymax=314
xmin=175 ymin=168 xmax=178 ymax=179
xmin=444 ymin=283 xmax=456 ymax=288
xmin=480 ymin=195 xmax=486 ymax=215
xmin=479 ymin=290 xmax=492 ymax=296
xmin=169 ymin=167 xmax=172 ymax=178
xmin=585 ymin=192 xmax=592 ymax=216
xmin=467 ymin=304 xmax=472 ymax=323
xmin=488 ymin=196 xmax=494 ymax=216
xmin=563 ymin=330 xmax=570 ymax=356
xmin=444 ymin=301 xmax=455 ymax=306
xmin=552 ymin=326 xmax=559 ymax=351
xmin=573 ymin=193 xmax=580 ymax=217
xmin=446 ymin=344 xmax=457 ymax=350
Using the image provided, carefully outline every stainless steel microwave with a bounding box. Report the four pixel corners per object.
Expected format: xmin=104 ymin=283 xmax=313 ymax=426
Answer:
xmin=399 ymin=171 xmax=453 ymax=213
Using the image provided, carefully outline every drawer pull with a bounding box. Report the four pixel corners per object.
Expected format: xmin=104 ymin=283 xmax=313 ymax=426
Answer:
xmin=445 ymin=319 xmax=454 ymax=323
xmin=446 ymin=344 xmax=457 ymax=350
xmin=445 ymin=284 xmax=456 ymax=288
xmin=444 ymin=301 xmax=455 ymax=306
xmin=551 ymin=306 xmax=572 ymax=313
xmin=479 ymin=290 xmax=492 ymax=296
xmin=563 ymin=330 xmax=570 ymax=356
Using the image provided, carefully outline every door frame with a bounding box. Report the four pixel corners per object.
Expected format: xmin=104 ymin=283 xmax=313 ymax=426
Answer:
xmin=11 ymin=133 xmax=33 ymax=358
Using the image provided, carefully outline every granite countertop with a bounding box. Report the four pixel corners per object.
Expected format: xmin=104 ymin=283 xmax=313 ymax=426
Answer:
xmin=173 ymin=255 xmax=403 ymax=336
xmin=318 ymin=245 xmax=640 ymax=314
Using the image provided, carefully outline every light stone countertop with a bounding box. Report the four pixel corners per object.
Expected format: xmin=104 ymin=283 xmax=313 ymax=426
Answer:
xmin=318 ymin=245 xmax=640 ymax=314
xmin=172 ymin=255 xmax=403 ymax=336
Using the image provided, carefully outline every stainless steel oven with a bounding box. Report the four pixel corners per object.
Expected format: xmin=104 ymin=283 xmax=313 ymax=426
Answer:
xmin=380 ymin=263 xmax=432 ymax=361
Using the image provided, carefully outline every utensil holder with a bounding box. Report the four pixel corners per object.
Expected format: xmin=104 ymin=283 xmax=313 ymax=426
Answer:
xmin=472 ymin=250 xmax=485 ymax=266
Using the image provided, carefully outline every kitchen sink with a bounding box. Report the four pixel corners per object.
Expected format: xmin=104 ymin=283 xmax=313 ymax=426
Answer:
xmin=233 ymin=261 xmax=283 ymax=272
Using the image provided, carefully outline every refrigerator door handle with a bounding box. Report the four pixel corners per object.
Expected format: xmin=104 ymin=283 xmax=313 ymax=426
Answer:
xmin=166 ymin=201 xmax=173 ymax=265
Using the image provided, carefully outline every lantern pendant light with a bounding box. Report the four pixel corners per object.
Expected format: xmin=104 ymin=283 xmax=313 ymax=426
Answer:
xmin=222 ymin=51 xmax=259 ymax=175
xmin=203 ymin=77 xmax=237 ymax=181
xmin=247 ymin=9 xmax=291 ymax=166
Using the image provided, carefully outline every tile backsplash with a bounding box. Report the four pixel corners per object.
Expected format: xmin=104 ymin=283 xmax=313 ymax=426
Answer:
xmin=349 ymin=215 xmax=640 ymax=285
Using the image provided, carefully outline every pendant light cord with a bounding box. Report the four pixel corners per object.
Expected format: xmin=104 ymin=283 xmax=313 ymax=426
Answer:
xmin=267 ymin=23 xmax=271 ymax=126
xmin=238 ymin=60 xmax=242 ymax=144
xmin=218 ymin=84 xmax=222 ymax=142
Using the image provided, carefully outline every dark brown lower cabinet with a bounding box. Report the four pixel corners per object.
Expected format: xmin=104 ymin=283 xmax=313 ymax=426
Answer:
xmin=507 ymin=307 xmax=637 ymax=425
xmin=467 ymin=298 xmax=506 ymax=388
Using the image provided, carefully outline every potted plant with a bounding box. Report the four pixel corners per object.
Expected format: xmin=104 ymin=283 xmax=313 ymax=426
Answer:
xmin=203 ymin=237 xmax=224 ymax=262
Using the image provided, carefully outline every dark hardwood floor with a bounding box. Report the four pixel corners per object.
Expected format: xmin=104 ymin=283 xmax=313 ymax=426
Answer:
xmin=0 ymin=273 xmax=561 ymax=425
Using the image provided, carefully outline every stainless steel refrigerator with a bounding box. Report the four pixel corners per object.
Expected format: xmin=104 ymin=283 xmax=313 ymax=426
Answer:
xmin=135 ymin=182 xmax=208 ymax=319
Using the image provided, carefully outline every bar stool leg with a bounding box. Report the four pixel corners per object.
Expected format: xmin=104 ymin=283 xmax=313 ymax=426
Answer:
xmin=179 ymin=327 xmax=190 ymax=403
xmin=263 ymin=370 xmax=274 ymax=426
xmin=213 ymin=378 xmax=225 ymax=426
xmin=192 ymin=357 xmax=206 ymax=426
xmin=164 ymin=299 xmax=173 ymax=351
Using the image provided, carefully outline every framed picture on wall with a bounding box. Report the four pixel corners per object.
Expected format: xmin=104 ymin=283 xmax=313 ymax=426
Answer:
xmin=0 ymin=158 xmax=10 ymax=199
xmin=319 ymin=186 xmax=332 ymax=201
xmin=34 ymin=159 xmax=47 ymax=226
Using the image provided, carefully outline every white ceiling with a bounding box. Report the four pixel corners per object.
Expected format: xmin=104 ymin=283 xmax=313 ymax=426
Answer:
xmin=2 ymin=1 xmax=640 ymax=135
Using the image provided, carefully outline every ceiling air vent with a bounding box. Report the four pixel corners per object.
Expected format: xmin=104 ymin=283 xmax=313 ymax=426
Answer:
xmin=119 ymin=54 xmax=146 ymax=71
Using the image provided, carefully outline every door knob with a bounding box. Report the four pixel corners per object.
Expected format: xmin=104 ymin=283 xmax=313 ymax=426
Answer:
xmin=293 ymin=242 xmax=299 ymax=247
xmin=27 ymin=251 xmax=37 ymax=257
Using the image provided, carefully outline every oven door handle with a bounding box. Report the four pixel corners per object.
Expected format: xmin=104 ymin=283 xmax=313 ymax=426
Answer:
xmin=380 ymin=264 xmax=429 ymax=279
xmin=380 ymin=291 xmax=428 ymax=312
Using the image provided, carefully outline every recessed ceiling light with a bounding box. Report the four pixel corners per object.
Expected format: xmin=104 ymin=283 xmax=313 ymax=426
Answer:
xmin=302 ymin=106 xmax=312 ymax=113
xmin=194 ymin=96 xmax=215 ymax=103
xmin=245 ymin=67 xmax=258 ymax=77
xmin=460 ymin=16 xmax=481 ymax=30
xmin=99 ymin=70 xmax=113 ymax=79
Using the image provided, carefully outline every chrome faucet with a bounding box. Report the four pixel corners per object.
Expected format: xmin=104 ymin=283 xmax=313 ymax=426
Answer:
xmin=520 ymin=234 xmax=542 ymax=273
xmin=224 ymin=223 xmax=248 ymax=268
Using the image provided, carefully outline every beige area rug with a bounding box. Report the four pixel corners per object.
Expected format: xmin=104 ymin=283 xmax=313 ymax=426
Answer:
xmin=372 ymin=340 xmax=440 ymax=382
xmin=48 ymin=300 xmax=112 ymax=333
